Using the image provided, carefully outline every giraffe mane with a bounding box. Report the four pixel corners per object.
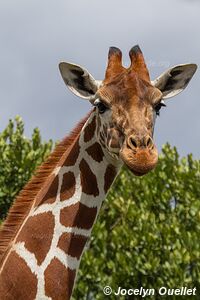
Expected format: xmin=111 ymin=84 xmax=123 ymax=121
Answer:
xmin=0 ymin=111 xmax=92 ymax=262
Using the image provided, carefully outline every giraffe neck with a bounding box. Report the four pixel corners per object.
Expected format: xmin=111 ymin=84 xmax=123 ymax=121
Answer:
xmin=0 ymin=110 xmax=122 ymax=300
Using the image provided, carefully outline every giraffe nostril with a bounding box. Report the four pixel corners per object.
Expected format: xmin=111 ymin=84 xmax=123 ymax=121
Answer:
xmin=130 ymin=138 xmax=137 ymax=148
xmin=146 ymin=137 xmax=152 ymax=147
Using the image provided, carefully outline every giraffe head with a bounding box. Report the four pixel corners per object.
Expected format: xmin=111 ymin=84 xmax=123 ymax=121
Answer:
xmin=59 ymin=46 xmax=197 ymax=176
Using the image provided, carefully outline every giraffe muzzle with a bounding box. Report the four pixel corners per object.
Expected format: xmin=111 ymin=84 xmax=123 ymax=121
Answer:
xmin=120 ymin=138 xmax=158 ymax=176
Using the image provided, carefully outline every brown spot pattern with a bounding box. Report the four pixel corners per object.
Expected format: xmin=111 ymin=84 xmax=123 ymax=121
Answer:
xmin=60 ymin=172 xmax=76 ymax=201
xmin=60 ymin=203 xmax=97 ymax=229
xmin=16 ymin=212 xmax=55 ymax=265
xmin=86 ymin=142 xmax=104 ymax=163
xmin=64 ymin=138 xmax=80 ymax=166
xmin=84 ymin=116 xmax=96 ymax=142
xmin=104 ymin=164 xmax=117 ymax=193
xmin=79 ymin=159 xmax=99 ymax=196
xmin=44 ymin=258 xmax=75 ymax=300
xmin=0 ymin=251 xmax=37 ymax=300
xmin=39 ymin=175 xmax=59 ymax=205
xmin=58 ymin=233 xmax=87 ymax=259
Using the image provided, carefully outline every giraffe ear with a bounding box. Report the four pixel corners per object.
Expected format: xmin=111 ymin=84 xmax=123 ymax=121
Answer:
xmin=152 ymin=64 xmax=197 ymax=99
xmin=59 ymin=62 xmax=100 ymax=100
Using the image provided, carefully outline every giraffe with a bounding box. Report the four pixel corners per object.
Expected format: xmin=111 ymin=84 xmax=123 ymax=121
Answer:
xmin=0 ymin=45 xmax=197 ymax=300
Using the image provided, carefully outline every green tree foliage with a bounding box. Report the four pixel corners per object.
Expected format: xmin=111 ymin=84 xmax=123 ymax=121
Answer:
xmin=0 ymin=116 xmax=53 ymax=220
xmin=0 ymin=118 xmax=200 ymax=299
xmin=73 ymin=145 xmax=200 ymax=300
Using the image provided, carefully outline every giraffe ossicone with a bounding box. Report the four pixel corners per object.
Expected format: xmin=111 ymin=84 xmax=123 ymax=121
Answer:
xmin=0 ymin=45 xmax=197 ymax=300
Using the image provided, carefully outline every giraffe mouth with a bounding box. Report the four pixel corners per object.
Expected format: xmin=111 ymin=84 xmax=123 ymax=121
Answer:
xmin=120 ymin=147 xmax=158 ymax=176
xmin=130 ymin=169 xmax=149 ymax=176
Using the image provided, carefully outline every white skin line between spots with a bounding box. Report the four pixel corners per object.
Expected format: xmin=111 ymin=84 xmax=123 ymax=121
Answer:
xmin=59 ymin=225 xmax=92 ymax=237
xmin=13 ymin=242 xmax=39 ymax=275
xmin=55 ymin=248 xmax=80 ymax=270
xmin=13 ymin=243 xmax=51 ymax=300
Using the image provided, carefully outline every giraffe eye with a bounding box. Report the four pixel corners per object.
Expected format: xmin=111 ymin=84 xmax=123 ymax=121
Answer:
xmin=94 ymin=100 xmax=108 ymax=114
xmin=154 ymin=101 xmax=166 ymax=116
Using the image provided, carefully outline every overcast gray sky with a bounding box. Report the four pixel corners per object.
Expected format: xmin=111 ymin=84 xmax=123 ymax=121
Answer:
xmin=0 ymin=0 xmax=199 ymax=157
